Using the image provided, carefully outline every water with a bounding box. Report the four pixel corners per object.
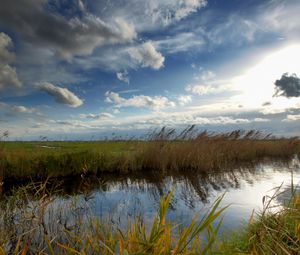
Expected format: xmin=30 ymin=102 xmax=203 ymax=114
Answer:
xmin=31 ymin=158 xmax=300 ymax=234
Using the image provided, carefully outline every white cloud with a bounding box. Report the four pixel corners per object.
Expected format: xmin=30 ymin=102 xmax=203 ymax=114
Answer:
xmin=185 ymin=69 xmax=234 ymax=96
xmin=89 ymin=0 xmax=207 ymax=30
xmin=105 ymin=91 xmax=175 ymax=109
xmin=11 ymin=105 xmax=35 ymax=113
xmin=254 ymin=118 xmax=270 ymax=122
xmin=75 ymin=41 xmax=164 ymax=71
xmin=260 ymin=1 xmax=300 ymax=40
xmin=116 ymin=70 xmax=129 ymax=83
xmin=193 ymin=116 xmax=250 ymax=125
xmin=100 ymin=112 xmax=114 ymax=119
xmin=282 ymin=114 xmax=300 ymax=122
xmin=178 ymin=95 xmax=192 ymax=106
xmin=185 ymin=84 xmax=226 ymax=95
xmin=38 ymin=82 xmax=83 ymax=107
xmin=173 ymin=0 xmax=208 ymax=21
xmin=54 ymin=120 xmax=94 ymax=129
xmin=31 ymin=122 xmax=49 ymax=129
xmin=109 ymin=112 xmax=251 ymax=129
xmin=154 ymin=32 xmax=205 ymax=54
xmin=128 ymin=41 xmax=165 ymax=69
xmin=260 ymin=108 xmax=287 ymax=115
xmin=80 ymin=112 xmax=114 ymax=119
xmin=0 ymin=101 xmax=35 ymax=114
xmin=113 ymin=108 xmax=120 ymax=114
xmin=29 ymin=111 xmax=255 ymax=135
xmin=208 ymin=15 xmax=259 ymax=46
xmin=197 ymin=70 xmax=216 ymax=81
xmin=0 ymin=102 xmax=7 ymax=109
xmin=0 ymin=33 xmax=21 ymax=90
xmin=204 ymin=1 xmax=300 ymax=49
xmin=0 ymin=64 xmax=22 ymax=90
xmin=0 ymin=32 xmax=15 ymax=62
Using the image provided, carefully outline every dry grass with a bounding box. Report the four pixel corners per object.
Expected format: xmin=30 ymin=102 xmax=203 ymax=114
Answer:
xmin=0 ymin=183 xmax=227 ymax=254
xmin=246 ymin=189 xmax=300 ymax=254
xmin=215 ymin=185 xmax=300 ymax=255
xmin=0 ymin=128 xmax=299 ymax=181
xmin=0 ymin=181 xmax=299 ymax=254
xmin=136 ymin=128 xmax=299 ymax=173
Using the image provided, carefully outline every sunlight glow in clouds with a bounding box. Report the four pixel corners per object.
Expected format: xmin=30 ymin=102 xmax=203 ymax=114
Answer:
xmin=1 ymin=0 xmax=300 ymax=139
xmin=232 ymin=44 xmax=300 ymax=109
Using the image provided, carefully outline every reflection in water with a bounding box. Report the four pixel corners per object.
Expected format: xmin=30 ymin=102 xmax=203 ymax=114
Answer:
xmin=1 ymin=158 xmax=300 ymax=233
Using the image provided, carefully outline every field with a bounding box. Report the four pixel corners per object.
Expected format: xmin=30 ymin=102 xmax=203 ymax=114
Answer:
xmin=1 ymin=128 xmax=299 ymax=182
xmin=0 ymin=128 xmax=300 ymax=254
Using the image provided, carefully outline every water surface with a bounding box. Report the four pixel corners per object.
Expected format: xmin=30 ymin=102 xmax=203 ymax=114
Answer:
xmin=34 ymin=158 xmax=300 ymax=233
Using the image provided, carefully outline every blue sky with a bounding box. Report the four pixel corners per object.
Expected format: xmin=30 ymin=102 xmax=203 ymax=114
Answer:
xmin=0 ymin=0 xmax=300 ymax=140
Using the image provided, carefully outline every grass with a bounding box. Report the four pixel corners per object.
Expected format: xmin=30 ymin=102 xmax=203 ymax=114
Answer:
xmin=0 ymin=128 xmax=299 ymax=182
xmin=0 ymin=184 xmax=227 ymax=254
xmin=0 ymin=128 xmax=300 ymax=253
xmin=0 ymin=181 xmax=299 ymax=254
xmin=215 ymin=186 xmax=300 ymax=254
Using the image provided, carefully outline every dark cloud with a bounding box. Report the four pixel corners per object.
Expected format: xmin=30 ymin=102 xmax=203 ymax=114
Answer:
xmin=0 ymin=0 xmax=136 ymax=59
xmin=274 ymin=73 xmax=300 ymax=98
xmin=262 ymin=101 xmax=271 ymax=106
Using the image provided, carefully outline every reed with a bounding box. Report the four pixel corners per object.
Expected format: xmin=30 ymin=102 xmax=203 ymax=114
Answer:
xmin=0 ymin=184 xmax=227 ymax=254
xmin=0 ymin=180 xmax=299 ymax=254
xmin=215 ymin=186 xmax=300 ymax=254
xmin=0 ymin=132 xmax=8 ymax=199
xmin=1 ymin=128 xmax=299 ymax=182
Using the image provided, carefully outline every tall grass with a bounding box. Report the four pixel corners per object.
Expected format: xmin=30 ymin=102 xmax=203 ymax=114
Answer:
xmin=1 ymin=128 xmax=299 ymax=181
xmin=1 ymin=129 xmax=299 ymax=254
xmin=0 ymin=131 xmax=8 ymax=199
xmin=216 ymin=186 xmax=300 ymax=254
xmin=0 ymin=181 xmax=299 ymax=254
xmin=136 ymin=128 xmax=299 ymax=173
xmin=0 ymin=183 xmax=227 ymax=254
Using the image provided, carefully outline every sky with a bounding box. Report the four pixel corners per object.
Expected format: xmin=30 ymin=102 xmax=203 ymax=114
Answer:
xmin=0 ymin=0 xmax=300 ymax=140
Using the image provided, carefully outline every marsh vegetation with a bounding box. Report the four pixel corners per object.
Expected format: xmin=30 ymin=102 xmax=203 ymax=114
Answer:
xmin=0 ymin=128 xmax=299 ymax=254
xmin=0 ymin=177 xmax=299 ymax=254
xmin=0 ymin=128 xmax=299 ymax=182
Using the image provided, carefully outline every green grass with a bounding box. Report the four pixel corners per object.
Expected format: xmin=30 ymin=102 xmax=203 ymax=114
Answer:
xmin=0 ymin=140 xmax=139 ymax=179
xmin=0 ymin=185 xmax=227 ymax=254
xmin=215 ymin=188 xmax=300 ymax=254
xmin=0 ymin=128 xmax=299 ymax=181
xmin=1 ymin=128 xmax=299 ymax=254
xmin=0 ymin=182 xmax=299 ymax=254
